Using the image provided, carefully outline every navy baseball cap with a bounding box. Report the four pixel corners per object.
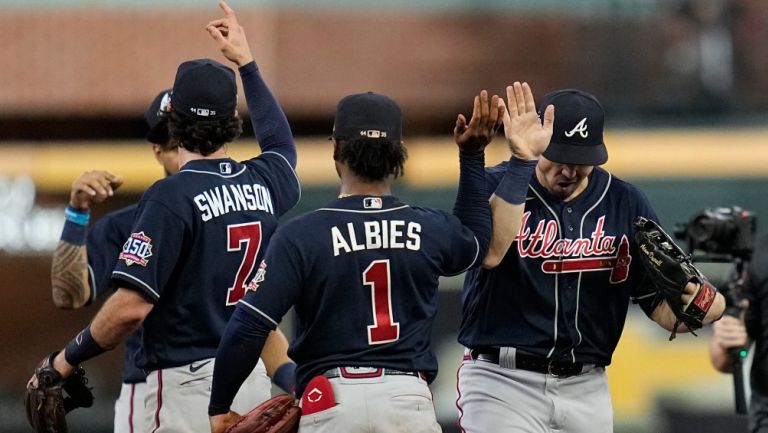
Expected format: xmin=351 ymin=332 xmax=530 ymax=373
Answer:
xmin=539 ymin=89 xmax=608 ymax=166
xmin=332 ymin=92 xmax=402 ymax=142
xmin=145 ymin=89 xmax=172 ymax=144
xmin=171 ymin=59 xmax=237 ymax=120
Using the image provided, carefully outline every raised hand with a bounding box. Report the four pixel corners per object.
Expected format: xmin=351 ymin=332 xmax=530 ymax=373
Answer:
xmin=206 ymin=0 xmax=254 ymax=67
xmin=501 ymin=82 xmax=554 ymax=161
xmin=454 ymin=90 xmax=505 ymax=154
xmin=69 ymin=170 xmax=124 ymax=210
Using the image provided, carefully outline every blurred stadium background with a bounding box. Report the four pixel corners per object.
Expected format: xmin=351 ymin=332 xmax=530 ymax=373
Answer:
xmin=1 ymin=0 xmax=767 ymax=431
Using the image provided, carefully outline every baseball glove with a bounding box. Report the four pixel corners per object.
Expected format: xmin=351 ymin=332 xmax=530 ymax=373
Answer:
xmin=25 ymin=352 xmax=94 ymax=433
xmin=634 ymin=217 xmax=718 ymax=340
xmin=226 ymin=393 xmax=300 ymax=433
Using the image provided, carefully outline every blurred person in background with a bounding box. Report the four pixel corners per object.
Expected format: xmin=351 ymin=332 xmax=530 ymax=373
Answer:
xmin=660 ymin=0 xmax=735 ymax=113
xmin=710 ymin=235 xmax=768 ymax=432
xmin=30 ymin=1 xmax=298 ymax=431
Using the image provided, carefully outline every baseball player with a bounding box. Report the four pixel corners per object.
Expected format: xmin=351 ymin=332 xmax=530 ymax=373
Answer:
xmin=206 ymin=89 xmax=526 ymax=433
xmin=455 ymin=85 xmax=727 ymax=433
xmin=31 ymin=2 xmax=299 ymax=432
xmin=48 ymin=88 xmax=177 ymax=433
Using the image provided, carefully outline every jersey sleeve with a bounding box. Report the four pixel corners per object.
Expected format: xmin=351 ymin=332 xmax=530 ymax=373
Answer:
xmin=437 ymin=211 xmax=481 ymax=276
xmin=239 ymin=61 xmax=297 ymax=168
xmin=452 ymin=151 xmax=491 ymax=269
xmin=110 ymin=198 xmax=185 ymax=302
xmin=243 ymin=153 xmax=301 ymax=218
xmin=484 ymin=162 xmax=508 ymax=199
xmin=85 ymin=213 xmax=129 ymax=303
xmin=237 ymin=228 xmax=303 ymax=325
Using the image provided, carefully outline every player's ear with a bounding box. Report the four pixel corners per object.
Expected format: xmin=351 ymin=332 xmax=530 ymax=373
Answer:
xmin=152 ymin=144 xmax=163 ymax=161
xmin=332 ymin=138 xmax=342 ymax=161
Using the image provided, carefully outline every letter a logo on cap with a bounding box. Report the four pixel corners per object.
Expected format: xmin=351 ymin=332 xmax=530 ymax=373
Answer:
xmin=564 ymin=117 xmax=589 ymax=138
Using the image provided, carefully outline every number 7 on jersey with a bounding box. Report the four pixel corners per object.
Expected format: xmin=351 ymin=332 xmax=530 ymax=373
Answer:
xmin=226 ymin=222 xmax=263 ymax=305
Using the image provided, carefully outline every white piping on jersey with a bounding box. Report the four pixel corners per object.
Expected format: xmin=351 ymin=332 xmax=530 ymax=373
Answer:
xmin=180 ymin=152 xmax=302 ymax=210
xmin=316 ymin=205 xmax=411 ymax=214
xmin=261 ymin=151 xmax=302 ymax=208
xmin=452 ymin=236 xmax=481 ymax=276
xmin=238 ymin=299 xmax=279 ymax=327
xmin=529 ymin=187 xmax=562 ymax=359
xmin=112 ymin=271 xmax=160 ymax=299
xmin=180 ymin=166 xmax=248 ymax=178
xmin=571 ymin=171 xmax=612 ymax=363
xmin=88 ymin=265 xmax=97 ymax=301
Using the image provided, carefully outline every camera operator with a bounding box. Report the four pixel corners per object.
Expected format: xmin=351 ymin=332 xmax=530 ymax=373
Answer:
xmin=710 ymin=233 xmax=768 ymax=432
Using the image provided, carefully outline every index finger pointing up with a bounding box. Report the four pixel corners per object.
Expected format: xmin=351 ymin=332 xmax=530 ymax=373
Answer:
xmin=219 ymin=0 xmax=238 ymax=23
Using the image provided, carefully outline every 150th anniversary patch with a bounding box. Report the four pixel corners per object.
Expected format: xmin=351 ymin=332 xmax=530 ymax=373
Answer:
xmin=119 ymin=232 xmax=154 ymax=267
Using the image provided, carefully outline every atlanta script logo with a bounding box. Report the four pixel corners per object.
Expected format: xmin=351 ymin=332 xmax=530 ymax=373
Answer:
xmin=515 ymin=212 xmax=631 ymax=283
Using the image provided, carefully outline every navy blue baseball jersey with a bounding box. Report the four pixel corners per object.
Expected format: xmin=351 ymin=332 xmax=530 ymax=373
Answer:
xmin=111 ymin=154 xmax=300 ymax=370
xmin=238 ymin=195 xmax=480 ymax=394
xmin=459 ymin=164 xmax=658 ymax=366
xmin=85 ymin=204 xmax=144 ymax=384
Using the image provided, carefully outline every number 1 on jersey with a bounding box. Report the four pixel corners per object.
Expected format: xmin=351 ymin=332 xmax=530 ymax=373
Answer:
xmin=364 ymin=260 xmax=400 ymax=344
xmin=226 ymin=222 xmax=263 ymax=305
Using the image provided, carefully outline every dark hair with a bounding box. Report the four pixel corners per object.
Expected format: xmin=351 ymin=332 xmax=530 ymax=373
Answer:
xmin=334 ymin=137 xmax=407 ymax=182
xmin=167 ymin=111 xmax=243 ymax=156
xmin=147 ymin=118 xmax=180 ymax=151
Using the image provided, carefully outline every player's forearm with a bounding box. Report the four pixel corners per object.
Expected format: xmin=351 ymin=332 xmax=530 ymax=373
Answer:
xmin=51 ymin=214 xmax=93 ymax=309
xmin=453 ymin=150 xmax=491 ymax=263
xmin=239 ymin=62 xmax=297 ymax=168
xmin=651 ymin=292 xmax=725 ymax=333
xmin=90 ymin=288 xmax=152 ymax=350
xmin=482 ymin=158 xmax=536 ymax=269
xmin=51 ymin=240 xmax=91 ymax=309
xmin=210 ymin=306 xmax=273 ymax=416
xmin=261 ymin=329 xmax=293 ymax=377
xmin=483 ymin=197 xmax=525 ymax=268
xmin=650 ymin=301 xmax=685 ymax=332
xmin=261 ymin=329 xmax=296 ymax=393
xmin=56 ymin=288 xmax=151 ymax=373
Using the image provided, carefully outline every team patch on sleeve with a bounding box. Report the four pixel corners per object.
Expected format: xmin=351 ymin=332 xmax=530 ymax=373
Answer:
xmin=246 ymin=260 xmax=268 ymax=292
xmin=118 ymin=232 xmax=154 ymax=267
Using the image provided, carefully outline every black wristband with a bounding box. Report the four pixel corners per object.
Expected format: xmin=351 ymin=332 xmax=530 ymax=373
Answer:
xmin=273 ymin=362 xmax=297 ymax=394
xmin=64 ymin=326 xmax=106 ymax=366
xmin=60 ymin=220 xmax=87 ymax=246
xmin=494 ymin=158 xmax=536 ymax=204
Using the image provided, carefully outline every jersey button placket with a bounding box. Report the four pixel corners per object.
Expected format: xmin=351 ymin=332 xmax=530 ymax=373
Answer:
xmin=560 ymin=207 xmax=575 ymax=233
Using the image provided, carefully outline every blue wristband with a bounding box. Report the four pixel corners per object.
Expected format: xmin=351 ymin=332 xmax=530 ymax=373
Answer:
xmin=64 ymin=325 xmax=107 ymax=366
xmin=60 ymin=220 xmax=87 ymax=246
xmin=64 ymin=206 xmax=90 ymax=226
xmin=272 ymin=362 xmax=297 ymax=394
xmin=494 ymin=158 xmax=537 ymax=204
